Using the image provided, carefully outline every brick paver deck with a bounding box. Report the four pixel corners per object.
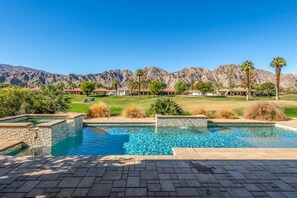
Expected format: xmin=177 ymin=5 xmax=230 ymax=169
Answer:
xmin=0 ymin=155 xmax=297 ymax=197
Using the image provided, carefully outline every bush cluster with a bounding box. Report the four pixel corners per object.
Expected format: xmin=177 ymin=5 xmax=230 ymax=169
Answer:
xmin=122 ymin=107 xmax=145 ymax=118
xmin=87 ymin=102 xmax=110 ymax=118
xmin=244 ymin=102 xmax=287 ymax=121
xmin=148 ymin=98 xmax=183 ymax=115
xmin=0 ymin=84 xmax=70 ymax=118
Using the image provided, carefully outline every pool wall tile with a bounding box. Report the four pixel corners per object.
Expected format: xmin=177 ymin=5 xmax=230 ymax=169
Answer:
xmin=156 ymin=115 xmax=208 ymax=127
xmin=0 ymin=114 xmax=84 ymax=148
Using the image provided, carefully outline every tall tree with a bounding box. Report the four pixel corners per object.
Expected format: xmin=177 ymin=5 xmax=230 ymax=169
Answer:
xmin=135 ymin=69 xmax=144 ymax=98
xmin=112 ymin=79 xmax=119 ymax=96
xmin=127 ymin=79 xmax=137 ymax=95
xmin=195 ymin=81 xmax=214 ymax=95
xmin=174 ymin=81 xmax=187 ymax=95
xmin=240 ymin=60 xmax=255 ymax=101
xmin=149 ymin=80 xmax=166 ymax=96
xmin=80 ymin=81 xmax=95 ymax=96
xmin=227 ymin=67 xmax=235 ymax=95
xmin=270 ymin=57 xmax=287 ymax=100
xmin=190 ymin=79 xmax=195 ymax=90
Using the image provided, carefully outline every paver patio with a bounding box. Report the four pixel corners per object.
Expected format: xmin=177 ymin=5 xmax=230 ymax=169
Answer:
xmin=0 ymin=155 xmax=297 ymax=197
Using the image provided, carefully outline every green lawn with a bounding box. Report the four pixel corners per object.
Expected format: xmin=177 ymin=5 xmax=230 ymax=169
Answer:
xmin=67 ymin=94 xmax=297 ymax=117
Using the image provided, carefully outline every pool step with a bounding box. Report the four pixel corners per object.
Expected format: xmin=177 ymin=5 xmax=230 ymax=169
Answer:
xmin=0 ymin=141 xmax=23 ymax=152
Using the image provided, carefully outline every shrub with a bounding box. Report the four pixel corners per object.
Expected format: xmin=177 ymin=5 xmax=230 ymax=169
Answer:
xmin=244 ymin=102 xmax=287 ymax=121
xmin=148 ymin=98 xmax=183 ymax=115
xmin=39 ymin=83 xmax=70 ymax=113
xmin=216 ymin=108 xmax=236 ymax=119
xmin=87 ymin=102 xmax=110 ymax=118
xmin=191 ymin=107 xmax=213 ymax=118
xmin=0 ymin=88 xmax=26 ymax=117
xmin=122 ymin=107 xmax=145 ymax=118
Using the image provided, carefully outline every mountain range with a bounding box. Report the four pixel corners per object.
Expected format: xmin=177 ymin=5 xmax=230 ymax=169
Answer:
xmin=0 ymin=64 xmax=297 ymax=89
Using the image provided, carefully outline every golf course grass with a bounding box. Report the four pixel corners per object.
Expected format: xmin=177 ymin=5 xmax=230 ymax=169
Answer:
xmin=67 ymin=94 xmax=297 ymax=117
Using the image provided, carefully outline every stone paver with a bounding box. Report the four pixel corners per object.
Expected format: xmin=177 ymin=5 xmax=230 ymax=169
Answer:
xmin=0 ymin=156 xmax=297 ymax=197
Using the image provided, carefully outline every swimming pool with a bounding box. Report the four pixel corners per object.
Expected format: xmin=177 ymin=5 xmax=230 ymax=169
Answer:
xmin=13 ymin=126 xmax=297 ymax=156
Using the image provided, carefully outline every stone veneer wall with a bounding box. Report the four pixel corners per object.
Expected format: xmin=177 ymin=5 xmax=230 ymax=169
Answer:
xmin=35 ymin=115 xmax=84 ymax=147
xmin=0 ymin=114 xmax=84 ymax=147
xmin=0 ymin=123 xmax=35 ymax=145
xmin=156 ymin=115 xmax=208 ymax=127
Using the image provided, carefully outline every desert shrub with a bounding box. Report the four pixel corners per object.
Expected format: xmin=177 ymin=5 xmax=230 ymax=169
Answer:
xmin=244 ymin=102 xmax=287 ymax=121
xmin=87 ymin=102 xmax=110 ymax=118
xmin=122 ymin=106 xmax=145 ymax=118
xmin=216 ymin=108 xmax=236 ymax=119
xmin=39 ymin=83 xmax=70 ymax=113
xmin=148 ymin=98 xmax=183 ymax=115
xmin=191 ymin=107 xmax=213 ymax=118
xmin=0 ymin=88 xmax=26 ymax=117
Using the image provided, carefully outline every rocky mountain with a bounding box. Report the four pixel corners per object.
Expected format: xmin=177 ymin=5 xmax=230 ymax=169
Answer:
xmin=0 ymin=64 xmax=47 ymax=74
xmin=0 ymin=64 xmax=297 ymax=89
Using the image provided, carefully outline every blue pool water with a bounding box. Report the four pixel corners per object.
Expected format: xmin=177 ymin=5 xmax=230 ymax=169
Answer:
xmin=16 ymin=126 xmax=297 ymax=156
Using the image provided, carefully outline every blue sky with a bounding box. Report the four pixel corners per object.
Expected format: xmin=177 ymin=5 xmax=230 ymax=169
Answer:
xmin=0 ymin=0 xmax=297 ymax=74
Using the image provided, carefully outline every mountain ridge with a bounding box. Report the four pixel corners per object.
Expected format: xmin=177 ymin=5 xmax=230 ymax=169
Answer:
xmin=0 ymin=64 xmax=296 ymax=89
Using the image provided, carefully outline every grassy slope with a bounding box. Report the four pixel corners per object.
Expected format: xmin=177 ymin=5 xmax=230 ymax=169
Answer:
xmin=67 ymin=94 xmax=297 ymax=117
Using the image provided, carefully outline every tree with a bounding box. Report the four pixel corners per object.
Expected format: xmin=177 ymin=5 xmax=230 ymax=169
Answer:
xmin=39 ymin=83 xmax=70 ymax=113
xmin=174 ymin=81 xmax=187 ymax=95
xmin=255 ymin=82 xmax=275 ymax=97
xmin=112 ymin=79 xmax=119 ymax=96
xmin=270 ymin=57 xmax=287 ymax=100
xmin=127 ymin=79 xmax=137 ymax=95
xmin=241 ymin=69 xmax=257 ymax=90
xmin=94 ymin=82 xmax=103 ymax=88
xmin=190 ymin=79 xmax=195 ymax=90
xmin=227 ymin=67 xmax=235 ymax=94
xmin=135 ymin=69 xmax=145 ymax=98
xmin=0 ymin=88 xmax=26 ymax=117
xmin=195 ymin=81 xmax=214 ymax=95
xmin=214 ymin=82 xmax=223 ymax=95
xmin=80 ymin=81 xmax=95 ymax=96
xmin=149 ymin=80 xmax=166 ymax=96
xmin=148 ymin=98 xmax=183 ymax=115
xmin=240 ymin=60 xmax=255 ymax=101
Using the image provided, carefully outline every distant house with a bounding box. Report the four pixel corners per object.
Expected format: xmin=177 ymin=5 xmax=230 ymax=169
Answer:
xmin=131 ymin=89 xmax=150 ymax=95
xmin=64 ymin=88 xmax=83 ymax=95
xmin=185 ymin=90 xmax=203 ymax=96
xmin=117 ymin=87 xmax=129 ymax=96
xmin=93 ymin=88 xmax=111 ymax=95
xmin=219 ymin=87 xmax=255 ymax=96
xmin=93 ymin=87 xmax=129 ymax=96
xmin=161 ymin=88 xmax=175 ymax=95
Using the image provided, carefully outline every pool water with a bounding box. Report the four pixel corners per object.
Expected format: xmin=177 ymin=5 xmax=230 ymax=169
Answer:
xmin=3 ymin=117 xmax=65 ymax=126
xmin=16 ymin=126 xmax=297 ymax=156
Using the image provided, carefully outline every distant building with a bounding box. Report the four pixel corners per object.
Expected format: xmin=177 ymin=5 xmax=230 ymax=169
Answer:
xmin=161 ymin=88 xmax=175 ymax=95
xmin=219 ymin=87 xmax=255 ymax=96
xmin=93 ymin=88 xmax=112 ymax=95
xmin=117 ymin=87 xmax=130 ymax=96
xmin=64 ymin=88 xmax=83 ymax=95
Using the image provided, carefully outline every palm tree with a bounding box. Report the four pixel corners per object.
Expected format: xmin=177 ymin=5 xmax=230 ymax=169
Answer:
xmin=190 ymin=79 xmax=195 ymax=90
xmin=112 ymin=79 xmax=119 ymax=96
xmin=270 ymin=57 xmax=287 ymax=100
xmin=135 ymin=69 xmax=144 ymax=98
xmin=240 ymin=60 xmax=255 ymax=101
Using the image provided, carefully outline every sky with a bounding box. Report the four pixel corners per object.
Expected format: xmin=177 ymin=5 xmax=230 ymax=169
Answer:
xmin=0 ymin=0 xmax=297 ymax=74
